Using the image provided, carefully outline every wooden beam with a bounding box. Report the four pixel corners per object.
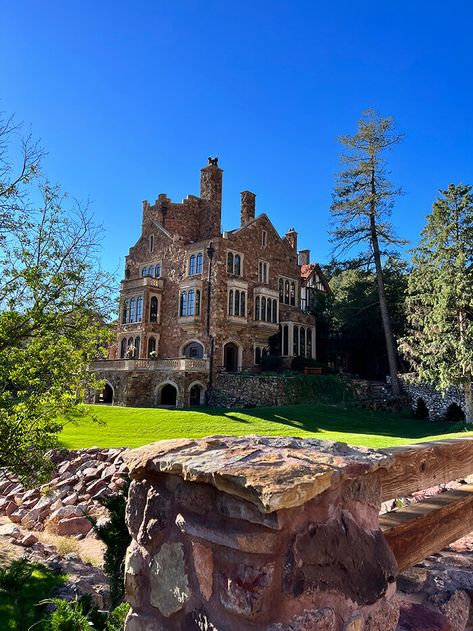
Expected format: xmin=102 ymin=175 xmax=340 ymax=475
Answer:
xmin=380 ymin=484 xmax=473 ymax=571
xmin=378 ymin=438 xmax=473 ymax=502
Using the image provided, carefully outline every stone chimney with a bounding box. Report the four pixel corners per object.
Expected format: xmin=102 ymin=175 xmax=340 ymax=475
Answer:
xmin=285 ymin=228 xmax=298 ymax=251
xmin=200 ymin=157 xmax=223 ymax=210
xmin=240 ymin=190 xmax=256 ymax=226
xmin=298 ymin=249 xmax=310 ymax=266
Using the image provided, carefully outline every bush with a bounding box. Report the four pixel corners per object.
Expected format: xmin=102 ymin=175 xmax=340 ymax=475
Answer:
xmin=42 ymin=595 xmax=130 ymax=631
xmin=260 ymin=354 xmax=282 ymax=371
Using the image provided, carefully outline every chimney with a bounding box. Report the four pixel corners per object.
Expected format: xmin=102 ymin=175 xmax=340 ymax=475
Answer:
xmin=298 ymin=249 xmax=310 ymax=266
xmin=240 ymin=190 xmax=256 ymax=226
xmin=200 ymin=157 xmax=223 ymax=210
xmin=285 ymin=228 xmax=298 ymax=251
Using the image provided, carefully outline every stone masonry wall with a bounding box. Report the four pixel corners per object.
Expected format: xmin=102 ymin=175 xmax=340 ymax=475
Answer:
xmin=123 ymin=436 xmax=400 ymax=631
xmin=401 ymin=380 xmax=466 ymax=421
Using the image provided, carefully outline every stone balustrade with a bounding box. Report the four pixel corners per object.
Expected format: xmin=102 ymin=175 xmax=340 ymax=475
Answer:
xmin=122 ymin=436 xmax=400 ymax=631
xmin=92 ymin=358 xmax=209 ymax=372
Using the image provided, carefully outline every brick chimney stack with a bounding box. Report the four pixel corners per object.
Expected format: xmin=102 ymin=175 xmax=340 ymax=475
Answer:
xmin=285 ymin=228 xmax=298 ymax=251
xmin=298 ymin=249 xmax=310 ymax=266
xmin=200 ymin=157 xmax=223 ymax=210
xmin=240 ymin=191 xmax=256 ymax=226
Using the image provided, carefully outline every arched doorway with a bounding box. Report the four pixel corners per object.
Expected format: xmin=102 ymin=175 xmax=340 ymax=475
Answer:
xmin=415 ymin=398 xmax=429 ymax=420
xmin=444 ymin=403 xmax=465 ymax=423
xmin=97 ymin=382 xmax=114 ymax=404
xmin=160 ymin=384 xmax=177 ymax=406
xmin=224 ymin=342 xmax=239 ymax=372
xmin=183 ymin=341 xmax=204 ymax=359
xmin=190 ymin=384 xmax=202 ymax=406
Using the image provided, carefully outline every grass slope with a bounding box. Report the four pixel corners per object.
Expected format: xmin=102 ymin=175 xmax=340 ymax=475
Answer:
xmin=59 ymin=403 xmax=473 ymax=450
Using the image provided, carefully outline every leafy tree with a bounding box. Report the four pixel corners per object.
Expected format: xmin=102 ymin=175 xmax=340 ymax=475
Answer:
xmin=0 ymin=114 xmax=114 ymax=484
xmin=400 ymin=184 xmax=473 ymax=422
xmin=331 ymin=109 xmax=405 ymax=394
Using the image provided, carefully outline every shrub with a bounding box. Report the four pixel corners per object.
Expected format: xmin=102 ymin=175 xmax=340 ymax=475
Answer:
xmin=260 ymin=354 xmax=282 ymax=371
xmin=0 ymin=558 xmax=34 ymax=602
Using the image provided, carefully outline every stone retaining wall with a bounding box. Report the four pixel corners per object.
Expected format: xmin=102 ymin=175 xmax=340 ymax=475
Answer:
xmin=122 ymin=436 xmax=400 ymax=631
xmin=401 ymin=380 xmax=466 ymax=421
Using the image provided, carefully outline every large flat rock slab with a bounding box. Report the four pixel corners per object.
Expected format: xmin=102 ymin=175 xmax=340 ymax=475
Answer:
xmin=124 ymin=435 xmax=391 ymax=512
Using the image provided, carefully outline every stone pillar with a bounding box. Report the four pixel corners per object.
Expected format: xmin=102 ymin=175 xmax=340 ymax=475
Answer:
xmin=240 ymin=191 xmax=256 ymax=226
xmin=288 ymin=322 xmax=294 ymax=357
xmin=123 ymin=436 xmax=399 ymax=631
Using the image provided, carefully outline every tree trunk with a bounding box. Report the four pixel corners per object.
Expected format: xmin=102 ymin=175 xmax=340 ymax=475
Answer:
xmin=463 ymin=381 xmax=473 ymax=424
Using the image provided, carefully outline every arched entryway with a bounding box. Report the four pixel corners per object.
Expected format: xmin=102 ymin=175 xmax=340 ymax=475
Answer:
xmin=182 ymin=341 xmax=204 ymax=359
xmin=159 ymin=383 xmax=178 ymax=406
xmin=223 ymin=342 xmax=239 ymax=372
xmin=97 ymin=382 xmax=114 ymax=404
xmin=444 ymin=403 xmax=465 ymax=423
xmin=189 ymin=383 xmax=205 ymax=406
xmin=415 ymin=398 xmax=429 ymax=420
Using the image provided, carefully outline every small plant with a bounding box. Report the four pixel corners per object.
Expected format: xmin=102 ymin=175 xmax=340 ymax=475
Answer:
xmin=40 ymin=595 xmax=130 ymax=631
xmin=0 ymin=558 xmax=35 ymax=602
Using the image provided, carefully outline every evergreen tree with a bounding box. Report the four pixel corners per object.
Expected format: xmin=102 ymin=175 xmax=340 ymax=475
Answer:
xmin=400 ymin=183 xmax=473 ymax=422
xmin=331 ymin=109 xmax=405 ymax=394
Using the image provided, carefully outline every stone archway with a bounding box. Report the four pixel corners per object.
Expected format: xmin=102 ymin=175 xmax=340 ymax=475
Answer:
xmin=444 ymin=403 xmax=465 ymax=423
xmin=97 ymin=381 xmax=114 ymax=404
xmin=223 ymin=342 xmax=241 ymax=372
xmin=188 ymin=381 xmax=206 ymax=406
xmin=156 ymin=381 xmax=179 ymax=407
xmin=414 ymin=398 xmax=429 ymax=420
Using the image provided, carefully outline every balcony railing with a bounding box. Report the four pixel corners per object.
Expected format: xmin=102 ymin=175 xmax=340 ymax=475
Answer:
xmin=92 ymin=358 xmax=209 ymax=372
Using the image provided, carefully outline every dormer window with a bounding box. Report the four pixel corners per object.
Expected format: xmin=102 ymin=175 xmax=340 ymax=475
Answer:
xmin=227 ymin=251 xmax=242 ymax=276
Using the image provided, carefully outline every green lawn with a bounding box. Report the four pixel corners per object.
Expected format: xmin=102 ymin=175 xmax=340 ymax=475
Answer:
xmin=59 ymin=403 xmax=473 ymax=450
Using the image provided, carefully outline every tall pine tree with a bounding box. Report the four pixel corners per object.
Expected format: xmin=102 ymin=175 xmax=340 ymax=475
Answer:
xmin=331 ymin=110 xmax=405 ymax=395
xmin=400 ymin=183 xmax=473 ymax=422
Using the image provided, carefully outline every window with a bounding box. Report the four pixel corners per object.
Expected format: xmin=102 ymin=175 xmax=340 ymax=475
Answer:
xmin=272 ymin=299 xmax=278 ymax=323
xmin=136 ymin=297 xmax=143 ymax=323
xmin=279 ymin=278 xmax=284 ymax=302
xmin=262 ymin=230 xmax=267 ymax=247
xmin=195 ymin=290 xmax=201 ymax=316
xmin=149 ymin=234 xmax=154 ymax=253
xmin=129 ymin=297 xmax=136 ymax=323
xmin=179 ymin=290 xmax=200 ymax=318
xmin=155 ymin=263 xmax=161 ymax=277
xmin=196 ymin=253 xmax=203 ymax=273
xmin=148 ymin=266 xmax=154 ymax=277
xmin=290 ymin=282 xmax=296 ymax=306
xmin=255 ymin=296 xmax=260 ymax=320
xmin=148 ymin=337 xmax=156 ymax=355
xmin=188 ymin=289 xmax=195 ymax=316
xmin=227 ymin=251 xmax=242 ymax=275
xmin=180 ymin=292 xmax=187 ymax=317
xmin=228 ymin=289 xmax=246 ymax=317
xmin=282 ymin=324 xmax=289 ymax=356
xmin=120 ymin=338 xmax=127 ymax=358
xmin=261 ymin=297 xmax=266 ymax=321
xmin=266 ymin=298 xmax=272 ymax=322
xmin=189 ymin=255 xmax=196 ymax=276
xmin=280 ymin=277 xmax=297 ymax=306
xmin=307 ymin=329 xmax=312 ymax=358
xmin=255 ymin=347 xmax=261 ymax=364
xmin=150 ymin=296 xmax=158 ymax=322
xmin=258 ymin=261 xmax=268 ymax=283
xmin=142 ymin=267 xmax=148 ymax=277
xmin=189 ymin=253 xmax=203 ymax=276
xmin=122 ymin=300 xmax=129 ymax=324
xmin=134 ymin=336 xmax=141 ymax=359
xmin=293 ymin=325 xmax=299 ymax=356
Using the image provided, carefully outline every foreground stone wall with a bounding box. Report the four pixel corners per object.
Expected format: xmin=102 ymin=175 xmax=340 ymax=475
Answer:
xmin=123 ymin=436 xmax=400 ymax=631
xmin=208 ymin=374 xmax=295 ymax=407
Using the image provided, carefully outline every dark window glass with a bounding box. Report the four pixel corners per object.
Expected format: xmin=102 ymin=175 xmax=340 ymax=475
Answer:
xmin=283 ymin=325 xmax=289 ymax=356
xmin=300 ymin=327 xmax=305 ymax=357
xmin=279 ymin=278 xmax=284 ymax=302
xmin=227 ymin=252 xmax=233 ymax=273
xmin=255 ymin=347 xmax=261 ymax=364
xmin=266 ymin=298 xmax=271 ymax=322
xmin=235 ymin=290 xmax=240 ymax=316
xmin=188 ymin=289 xmax=195 ymax=316
xmin=241 ymin=291 xmax=245 ymax=317
xmin=142 ymin=267 xmax=148 ymax=277
xmin=150 ymin=296 xmax=158 ymax=322
xmin=290 ymin=282 xmax=296 ymax=306
xmin=129 ymin=297 xmax=136 ymax=323
xmin=234 ymin=254 xmax=241 ymax=276
xmin=189 ymin=255 xmax=196 ymax=275
xmin=148 ymin=337 xmax=156 ymax=355
xmin=136 ymin=297 xmax=143 ymax=322
xmin=156 ymin=263 xmax=161 ymax=277
xmin=255 ymin=297 xmax=260 ymax=320
xmin=228 ymin=290 xmax=234 ymax=316
xmin=285 ymin=280 xmax=289 ymax=304
xmin=272 ymin=299 xmax=278 ymax=323
xmin=195 ymin=290 xmax=201 ymax=316
xmin=293 ymin=326 xmax=299 ymax=356
xmin=196 ymin=253 xmax=203 ymax=274
xmin=261 ymin=297 xmax=266 ymax=321
xmin=180 ymin=292 xmax=187 ymax=317
xmin=134 ymin=336 xmax=141 ymax=359
xmin=120 ymin=338 xmax=127 ymax=358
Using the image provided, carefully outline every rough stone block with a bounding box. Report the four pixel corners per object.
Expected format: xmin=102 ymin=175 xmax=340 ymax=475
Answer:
xmin=192 ymin=542 xmax=213 ymax=601
xmin=150 ymin=541 xmax=191 ymax=617
xmin=218 ymin=560 xmax=275 ymax=619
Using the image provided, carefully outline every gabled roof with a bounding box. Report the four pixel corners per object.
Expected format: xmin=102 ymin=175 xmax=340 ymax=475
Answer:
xmin=300 ymin=263 xmax=331 ymax=294
xmin=227 ymin=213 xmax=295 ymax=254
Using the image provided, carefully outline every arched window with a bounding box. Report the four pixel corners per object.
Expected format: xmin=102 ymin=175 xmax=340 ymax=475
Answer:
xmin=235 ymin=290 xmax=240 ymax=316
xmin=183 ymin=341 xmax=204 ymax=358
xmin=261 ymin=297 xmax=266 ymax=321
xmin=234 ymin=254 xmax=241 ymax=276
xmin=128 ymin=337 xmax=133 ymax=347
xmin=196 ymin=253 xmax=203 ymax=274
xmin=188 ymin=289 xmax=195 ymax=316
xmin=195 ymin=290 xmax=201 ymax=316
xmin=240 ymin=291 xmax=246 ymax=317
xmin=228 ymin=290 xmax=234 ymax=316
xmin=149 ymin=235 xmax=154 ymax=253
xmin=272 ymin=299 xmax=278 ymax=323
xmin=155 ymin=263 xmax=161 ymax=277
xmin=150 ymin=296 xmax=158 ymax=322
xmin=290 ymin=282 xmax=296 ymax=306
xmin=136 ymin=297 xmax=143 ymax=322
xmin=283 ymin=324 xmax=289 ymax=356
xmin=279 ymin=278 xmax=284 ymax=302
xmin=122 ymin=300 xmax=129 ymax=324
xmin=148 ymin=266 xmax=154 ymax=277
xmin=285 ymin=280 xmax=289 ymax=304
xmin=142 ymin=266 xmax=148 ymax=277
xmin=293 ymin=325 xmax=299 ymax=356
xmin=134 ymin=336 xmax=141 ymax=359
xmin=255 ymin=297 xmax=260 ymax=320
xmin=120 ymin=338 xmax=127 ymax=358
xmin=227 ymin=252 xmax=234 ymax=273
xmin=266 ymin=297 xmax=271 ymax=322
xmin=189 ymin=255 xmax=196 ymax=275
xmin=129 ymin=297 xmax=136 ymax=323
xmin=255 ymin=347 xmax=261 ymax=364
xmin=148 ymin=337 xmax=156 ymax=355
xmin=180 ymin=292 xmax=187 ymax=317
xmin=300 ymin=326 xmax=305 ymax=357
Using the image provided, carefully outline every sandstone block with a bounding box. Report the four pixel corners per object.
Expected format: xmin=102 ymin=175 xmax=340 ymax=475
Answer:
xmin=427 ymin=590 xmax=470 ymax=631
xmin=124 ymin=542 xmax=149 ymax=607
xmin=192 ymin=542 xmax=213 ymax=601
xmin=20 ymin=533 xmax=38 ymax=546
xmin=150 ymin=541 xmax=190 ymax=617
xmin=398 ymin=600 xmax=450 ymax=631
xmin=268 ymin=607 xmax=337 ymax=630
xmin=219 ymin=560 xmax=275 ymax=619
xmin=56 ymin=516 xmax=92 ymax=536
xmin=9 ymin=508 xmax=26 ymax=524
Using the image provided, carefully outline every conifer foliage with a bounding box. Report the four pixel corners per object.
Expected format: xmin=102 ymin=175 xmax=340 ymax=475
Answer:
xmin=400 ymin=184 xmax=473 ymax=422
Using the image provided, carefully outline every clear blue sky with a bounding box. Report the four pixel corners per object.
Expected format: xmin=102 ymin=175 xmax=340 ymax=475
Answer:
xmin=2 ymin=1 xmax=473 ymax=274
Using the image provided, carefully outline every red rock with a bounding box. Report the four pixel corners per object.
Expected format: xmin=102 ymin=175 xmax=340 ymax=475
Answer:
xmin=398 ymin=601 xmax=452 ymax=631
xmin=9 ymin=509 xmax=26 ymax=524
xmin=19 ymin=533 xmax=38 ymax=546
xmin=5 ymin=501 xmax=18 ymax=517
xmin=56 ymin=516 xmax=93 ymax=536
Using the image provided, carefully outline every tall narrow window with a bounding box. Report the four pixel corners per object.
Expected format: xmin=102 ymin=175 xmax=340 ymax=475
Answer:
xmin=234 ymin=254 xmax=241 ymax=276
xmin=285 ymin=280 xmax=289 ymax=304
xmin=262 ymin=230 xmax=267 ymax=247
xmin=240 ymin=291 xmax=246 ymax=317
xmin=155 ymin=263 xmax=161 ymax=277
xmin=150 ymin=296 xmax=158 ymax=322
xmin=227 ymin=252 xmax=234 ymax=273
xmin=293 ymin=325 xmax=299 ymax=356
xmin=266 ymin=298 xmax=271 ymax=322
xmin=120 ymin=338 xmax=127 ymax=358
xmin=188 ymin=289 xmax=195 ymax=316
xmin=290 ymin=282 xmax=296 ymax=306
xmin=196 ymin=253 xmax=203 ymax=273
xmin=228 ymin=290 xmax=234 ymax=316
xmin=235 ymin=290 xmax=240 ymax=316
xmin=136 ymin=297 xmax=143 ymax=322
xmin=255 ymin=347 xmax=261 ymax=364
xmin=189 ymin=255 xmax=196 ymax=275
xmin=272 ymin=299 xmax=278 ymax=323
xmin=195 ymin=290 xmax=201 ymax=316
xmin=149 ymin=235 xmax=154 ymax=253
xmin=148 ymin=266 xmax=154 ymax=277
xmin=279 ymin=278 xmax=284 ymax=302
xmin=261 ymin=297 xmax=266 ymax=322
xmin=128 ymin=337 xmax=133 ymax=350
xmin=134 ymin=336 xmax=141 ymax=359
xmin=283 ymin=325 xmax=289 ymax=356
xmin=180 ymin=292 xmax=187 ymax=317
xmin=122 ymin=300 xmax=129 ymax=324
xmin=300 ymin=327 xmax=305 ymax=357
xmin=148 ymin=337 xmax=156 ymax=355
xmin=255 ymin=297 xmax=260 ymax=320
xmin=307 ymin=329 xmax=312 ymax=358
xmin=129 ymin=297 xmax=136 ymax=323
xmin=142 ymin=267 xmax=148 ymax=277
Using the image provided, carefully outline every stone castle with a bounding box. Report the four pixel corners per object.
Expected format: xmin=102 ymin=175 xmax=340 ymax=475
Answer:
xmin=93 ymin=158 xmax=329 ymax=407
